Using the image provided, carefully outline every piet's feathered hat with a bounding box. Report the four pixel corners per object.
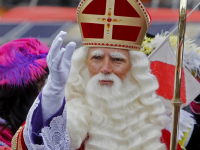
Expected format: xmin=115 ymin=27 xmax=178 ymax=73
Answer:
xmin=0 ymin=38 xmax=49 ymax=87
xmin=77 ymin=0 xmax=151 ymax=51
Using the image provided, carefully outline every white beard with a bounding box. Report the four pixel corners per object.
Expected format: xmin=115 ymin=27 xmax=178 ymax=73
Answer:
xmin=67 ymin=73 xmax=166 ymax=150
xmin=84 ymin=73 xmax=141 ymax=150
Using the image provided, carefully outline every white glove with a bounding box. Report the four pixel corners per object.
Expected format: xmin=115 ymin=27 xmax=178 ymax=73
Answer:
xmin=41 ymin=31 xmax=76 ymax=122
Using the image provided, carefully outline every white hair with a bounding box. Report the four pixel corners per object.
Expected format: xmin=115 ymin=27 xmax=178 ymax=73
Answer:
xmin=66 ymin=47 xmax=169 ymax=150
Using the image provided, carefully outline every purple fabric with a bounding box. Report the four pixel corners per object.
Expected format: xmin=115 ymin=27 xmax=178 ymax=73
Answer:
xmin=0 ymin=38 xmax=49 ymax=87
xmin=31 ymin=92 xmax=66 ymax=145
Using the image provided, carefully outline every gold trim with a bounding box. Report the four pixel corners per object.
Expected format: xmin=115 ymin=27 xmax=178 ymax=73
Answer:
xmin=11 ymin=126 xmax=22 ymax=150
xmin=11 ymin=125 xmax=25 ymax=150
xmin=82 ymin=42 xmax=141 ymax=51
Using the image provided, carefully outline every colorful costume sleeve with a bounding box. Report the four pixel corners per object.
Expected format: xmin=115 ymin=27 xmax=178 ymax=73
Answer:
xmin=0 ymin=146 xmax=11 ymax=150
xmin=0 ymin=125 xmax=13 ymax=148
xmin=11 ymin=92 xmax=70 ymax=150
xmin=190 ymin=100 xmax=200 ymax=124
xmin=183 ymin=100 xmax=200 ymax=150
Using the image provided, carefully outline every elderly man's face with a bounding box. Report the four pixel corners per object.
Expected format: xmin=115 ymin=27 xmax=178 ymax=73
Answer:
xmin=87 ymin=47 xmax=131 ymax=86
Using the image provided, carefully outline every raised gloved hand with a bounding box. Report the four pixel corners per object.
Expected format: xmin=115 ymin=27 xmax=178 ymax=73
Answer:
xmin=42 ymin=31 xmax=76 ymax=122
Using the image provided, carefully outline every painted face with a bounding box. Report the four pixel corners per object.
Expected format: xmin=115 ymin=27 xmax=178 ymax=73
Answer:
xmin=87 ymin=47 xmax=131 ymax=86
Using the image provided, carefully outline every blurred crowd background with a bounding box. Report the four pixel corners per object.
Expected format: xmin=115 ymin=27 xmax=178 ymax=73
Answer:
xmin=0 ymin=0 xmax=199 ymax=47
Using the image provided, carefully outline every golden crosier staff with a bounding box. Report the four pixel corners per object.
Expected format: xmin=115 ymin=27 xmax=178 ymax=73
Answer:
xmin=170 ymin=0 xmax=187 ymax=150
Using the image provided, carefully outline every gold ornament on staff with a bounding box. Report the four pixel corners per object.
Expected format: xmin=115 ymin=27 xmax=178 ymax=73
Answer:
xmin=170 ymin=0 xmax=187 ymax=150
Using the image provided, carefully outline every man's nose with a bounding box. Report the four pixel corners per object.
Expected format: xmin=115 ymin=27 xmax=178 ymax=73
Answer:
xmin=101 ymin=58 xmax=112 ymax=74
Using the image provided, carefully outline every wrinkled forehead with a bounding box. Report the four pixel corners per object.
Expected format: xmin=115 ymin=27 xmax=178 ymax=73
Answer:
xmin=88 ymin=47 xmax=130 ymax=58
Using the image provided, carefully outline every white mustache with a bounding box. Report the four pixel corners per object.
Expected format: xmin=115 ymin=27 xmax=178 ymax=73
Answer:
xmin=95 ymin=73 xmax=117 ymax=81
xmin=86 ymin=73 xmax=123 ymax=99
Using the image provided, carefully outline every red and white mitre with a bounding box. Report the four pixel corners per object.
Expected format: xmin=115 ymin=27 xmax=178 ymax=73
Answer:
xmin=77 ymin=0 xmax=151 ymax=51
